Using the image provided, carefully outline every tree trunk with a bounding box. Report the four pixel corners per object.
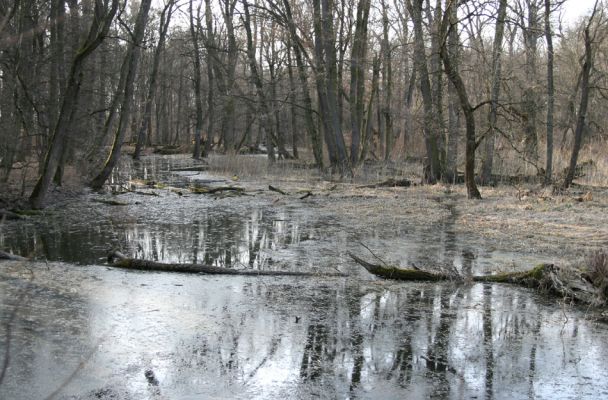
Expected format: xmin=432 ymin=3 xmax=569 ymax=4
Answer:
xmin=242 ymin=0 xmax=276 ymax=162
xmin=480 ymin=0 xmax=507 ymax=185
xmin=445 ymin=0 xmax=460 ymax=184
xmin=90 ymin=0 xmax=152 ymax=190
xmin=439 ymin=0 xmax=481 ymax=199
xmin=407 ymin=0 xmax=441 ymax=183
xmin=349 ymin=0 xmax=371 ymax=165
xmin=564 ymin=11 xmax=596 ymax=188
xmin=188 ymin=0 xmax=204 ymax=160
xmin=134 ymin=1 xmax=174 ymax=160
xmin=544 ymin=0 xmax=554 ymax=185
xmin=281 ymin=0 xmax=324 ymax=168
xmin=30 ymin=0 xmax=119 ymax=208
xmin=523 ymin=0 xmax=539 ymax=161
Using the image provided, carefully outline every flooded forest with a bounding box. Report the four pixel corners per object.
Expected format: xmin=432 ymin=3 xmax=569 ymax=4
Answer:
xmin=1 ymin=0 xmax=608 ymax=399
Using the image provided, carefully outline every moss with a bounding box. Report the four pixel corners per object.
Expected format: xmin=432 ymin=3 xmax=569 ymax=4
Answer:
xmin=473 ymin=264 xmax=551 ymax=287
xmin=13 ymin=209 xmax=45 ymax=216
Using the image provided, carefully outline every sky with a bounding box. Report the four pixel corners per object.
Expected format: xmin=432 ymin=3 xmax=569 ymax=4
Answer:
xmin=562 ymin=0 xmax=601 ymax=26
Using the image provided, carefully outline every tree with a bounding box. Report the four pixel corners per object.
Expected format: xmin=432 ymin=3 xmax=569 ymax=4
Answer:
xmin=189 ymin=0 xmax=204 ymax=160
xmin=30 ymin=0 xmax=120 ymax=208
xmin=134 ymin=1 xmax=175 ymax=160
xmin=90 ymin=0 xmax=153 ymax=190
xmin=349 ymin=0 xmax=371 ymax=165
xmin=480 ymin=0 xmax=508 ymax=185
xmin=564 ymin=1 xmax=602 ymax=189
xmin=439 ymin=0 xmax=481 ymax=199
xmin=406 ymin=0 xmax=442 ymax=183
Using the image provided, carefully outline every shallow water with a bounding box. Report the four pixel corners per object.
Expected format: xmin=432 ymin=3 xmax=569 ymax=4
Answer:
xmin=1 ymin=155 xmax=607 ymax=399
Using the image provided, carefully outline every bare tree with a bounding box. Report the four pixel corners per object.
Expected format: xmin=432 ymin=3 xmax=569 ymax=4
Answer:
xmin=89 ymin=0 xmax=153 ymax=190
xmin=30 ymin=0 xmax=120 ymax=208
xmin=564 ymin=1 xmax=603 ymax=189
xmin=134 ymin=1 xmax=175 ymax=160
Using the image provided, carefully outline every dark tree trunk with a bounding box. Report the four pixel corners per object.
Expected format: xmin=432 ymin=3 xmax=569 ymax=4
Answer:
xmin=564 ymin=10 xmax=596 ymax=188
xmin=30 ymin=0 xmax=119 ymax=208
xmin=90 ymin=0 xmax=152 ymax=190
xmin=544 ymin=0 xmax=554 ymax=185
xmin=480 ymin=0 xmax=507 ymax=185
xmin=134 ymin=1 xmax=174 ymax=160
xmin=407 ymin=0 xmax=441 ymax=183
xmin=188 ymin=0 xmax=204 ymax=160
xmin=349 ymin=0 xmax=371 ymax=165
xmin=439 ymin=1 xmax=481 ymax=199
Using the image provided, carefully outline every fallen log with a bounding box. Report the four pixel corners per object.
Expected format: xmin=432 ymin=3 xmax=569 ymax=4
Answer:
xmin=349 ymin=253 xmax=604 ymax=305
xmin=189 ymin=186 xmax=245 ymax=195
xmin=348 ymin=253 xmax=451 ymax=281
xmin=269 ymin=185 xmax=289 ymax=195
xmin=0 ymin=209 xmax=25 ymax=220
xmin=108 ymin=251 xmax=347 ymax=277
xmin=0 ymin=250 xmax=28 ymax=261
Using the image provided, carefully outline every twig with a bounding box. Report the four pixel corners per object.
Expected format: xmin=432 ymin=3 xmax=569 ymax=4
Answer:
xmin=358 ymin=242 xmax=389 ymax=268
xmin=268 ymin=185 xmax=288 ymax=195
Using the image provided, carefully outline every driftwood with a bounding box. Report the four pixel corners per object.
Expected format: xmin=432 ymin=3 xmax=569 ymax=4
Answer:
xmin=0 ymin=250 xmax=28 ymax=261
xmin=349 ymin=253 xmax=604 ymax=306
xmin=108 ymin=251 xmax=347 ymax=277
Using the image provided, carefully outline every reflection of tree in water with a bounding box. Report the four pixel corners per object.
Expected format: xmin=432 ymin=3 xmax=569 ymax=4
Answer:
xmin=300 ymin=323 xmax=330 ymax=380
xmin=483 ymin=283 xmax=494 ymax=399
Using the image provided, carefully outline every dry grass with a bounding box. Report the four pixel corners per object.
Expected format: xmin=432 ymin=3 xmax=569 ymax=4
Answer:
xmin=585 ymin=250 xmax=608 ymax=300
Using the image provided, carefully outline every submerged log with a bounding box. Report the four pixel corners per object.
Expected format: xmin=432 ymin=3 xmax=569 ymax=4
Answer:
xmin=350 ymin=253 xmax=604 ymax=305
xmin=108 ymin=251 xmax=347 ymax=277
xmin=189 ymin=186 xmax=245 ymax=195
xmin=348 ymin=253 xmax=452 ymax=281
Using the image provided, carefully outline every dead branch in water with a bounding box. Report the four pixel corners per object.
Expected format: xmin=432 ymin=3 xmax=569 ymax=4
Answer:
xmin=349 ymin=252 xmax=605 ymax=306
xmin=108 ymin=251 xmax=347 ymax=277
xmin=269 ymin=185 xmax=289 ymax=195
xmin=189 ymin=186 xmax=245 ymax=195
